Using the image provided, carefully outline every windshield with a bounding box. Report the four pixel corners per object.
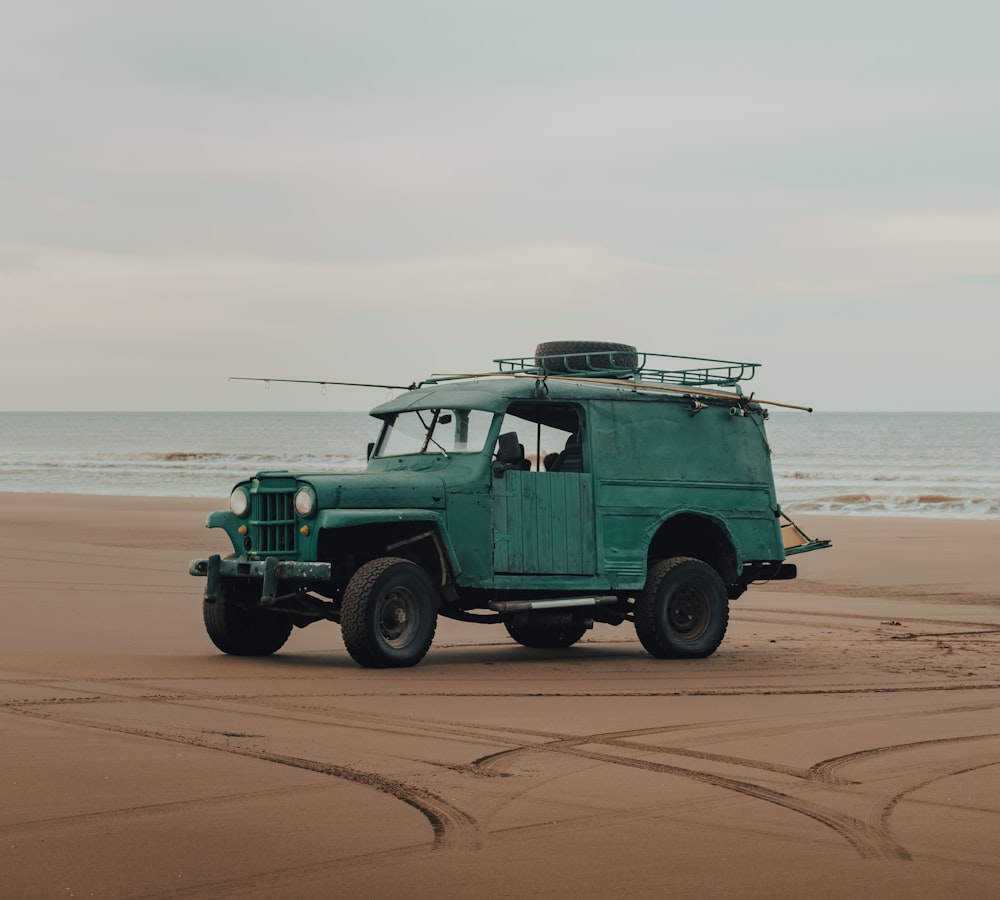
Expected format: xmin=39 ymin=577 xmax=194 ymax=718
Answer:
xmin=375 ymin=408 xmax=495 ymax=458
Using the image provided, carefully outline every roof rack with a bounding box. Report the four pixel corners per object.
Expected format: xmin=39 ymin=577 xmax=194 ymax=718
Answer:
xmin=493 ymin=350 xmax=759 ymax=388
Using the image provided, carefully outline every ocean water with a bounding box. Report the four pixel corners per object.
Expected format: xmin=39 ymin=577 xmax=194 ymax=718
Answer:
xmin=765 ymin=411 xmax=1000 ymax=519
xmin=1 ymin=410 xmax=998 ymax=518
xmin=0 ymin=411 xmax=376 ymax=500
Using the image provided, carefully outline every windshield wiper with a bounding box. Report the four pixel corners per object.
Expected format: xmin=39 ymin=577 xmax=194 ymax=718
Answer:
xmin=418 ymin=410 xmax=450 ymax=457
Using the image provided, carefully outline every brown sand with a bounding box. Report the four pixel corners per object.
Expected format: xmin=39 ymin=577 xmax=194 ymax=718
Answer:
xmin=2 ymin=494 xmax=999 ymax=899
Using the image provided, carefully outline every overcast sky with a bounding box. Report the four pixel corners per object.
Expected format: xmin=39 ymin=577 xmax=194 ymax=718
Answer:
xmin=2 ymin=1 xmax=998 ymax=412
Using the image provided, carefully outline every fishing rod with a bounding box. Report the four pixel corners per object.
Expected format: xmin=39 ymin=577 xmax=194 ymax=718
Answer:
xmin=230 ymin=372 xmax=814 ymax=412
xmin=532 ymin=373 xmax=814 ymax=412
xmin=430 ymin=371 xmax=814 ymax=412
xmin=229 ymin=377 xmax=415 ymax=391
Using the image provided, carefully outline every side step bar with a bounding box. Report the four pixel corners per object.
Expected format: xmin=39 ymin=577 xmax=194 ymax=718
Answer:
xmin=490 ymin=596 xmax=618 ymax=613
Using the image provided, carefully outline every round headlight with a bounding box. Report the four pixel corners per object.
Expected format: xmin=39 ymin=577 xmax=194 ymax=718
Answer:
xmin=294 ymin=487 xmax=315 ymax=517
xmin=230 ymin=487 xmax=250 ymax=517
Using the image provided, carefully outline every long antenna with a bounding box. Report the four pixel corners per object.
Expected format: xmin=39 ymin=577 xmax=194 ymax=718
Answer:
xmin=229 ymin=377 xmax=414 ymax=391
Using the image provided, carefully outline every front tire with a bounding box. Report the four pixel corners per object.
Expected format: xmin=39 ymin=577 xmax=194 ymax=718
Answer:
xmin=203 ymin=587 xmax=293 ymax=656
xmin=340 ymin=558 xmax=438 ymax=668
xmin=635 ymin=557 xmax=729 ymax=659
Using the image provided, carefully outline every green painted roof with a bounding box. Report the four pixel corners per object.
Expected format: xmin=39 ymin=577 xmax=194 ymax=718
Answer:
xmin=369 ymin=375 xmax=743 ymax=416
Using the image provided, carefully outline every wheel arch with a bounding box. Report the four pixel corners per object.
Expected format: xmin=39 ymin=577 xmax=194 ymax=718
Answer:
xmin=314 ymin=509 xmax=460 ymax=592
xmin=644 ymin=512 xmax=739 ymax=585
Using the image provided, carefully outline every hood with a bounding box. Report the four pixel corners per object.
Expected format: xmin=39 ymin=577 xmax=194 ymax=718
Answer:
xmin=297 ymin=471 xmax=447 ymax=510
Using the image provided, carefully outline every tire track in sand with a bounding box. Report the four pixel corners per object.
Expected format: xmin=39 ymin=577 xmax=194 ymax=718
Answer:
xmin=474 ymin=727 xmax=908 ymax=860
xmin=810 ymin=733 xmax=1000 ymax=784
xmin=876 ymin=759 xmax=1000 ymax=838
xmin=7 ymin=704 xmax=481 ymax=852
xmin=564 ymin=743 xmax=909 ymax=860
xmin=0 ymin=784 xmax=320 ymax=837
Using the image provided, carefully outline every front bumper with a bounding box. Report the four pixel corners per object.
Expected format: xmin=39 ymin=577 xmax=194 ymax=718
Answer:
xmin=190 ymin=555 xmax=332 ymax=605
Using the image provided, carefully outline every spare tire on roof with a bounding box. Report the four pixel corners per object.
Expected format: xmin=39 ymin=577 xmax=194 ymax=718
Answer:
xmin=534 ymin=341 xmax=639 ymax=374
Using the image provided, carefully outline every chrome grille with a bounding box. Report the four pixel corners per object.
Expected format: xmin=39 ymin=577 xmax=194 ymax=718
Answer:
xmin=250 ymin=490 xmax=296 ymax=557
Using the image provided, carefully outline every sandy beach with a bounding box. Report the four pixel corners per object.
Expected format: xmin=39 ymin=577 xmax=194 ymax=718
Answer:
xmin=2 ymin=494 xmax=998 ymax=899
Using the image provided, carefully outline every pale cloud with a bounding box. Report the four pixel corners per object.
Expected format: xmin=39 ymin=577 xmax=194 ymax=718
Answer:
xmin=0 ymin=241 xmax=675 ymax=410
xmin=845 ymin=212 xmax=1000 ymax=257
xmin=3 ymin=234 xmax=995 ymax=413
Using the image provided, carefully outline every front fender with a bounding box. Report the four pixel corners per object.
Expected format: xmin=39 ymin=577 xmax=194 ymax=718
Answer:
xmin=314 ymin=508 xmax=462 ymax=580
xmin=205 ymin=509 xmax=243 ymax=555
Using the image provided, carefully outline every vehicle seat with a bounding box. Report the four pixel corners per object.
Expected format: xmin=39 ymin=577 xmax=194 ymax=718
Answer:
xmin=549 ymin=433 xmax=582 ymax=472
xmin=496 ymin=431 xmax=531 ymax=471
xmin=515 ymin=444 xmax=531 ymax=471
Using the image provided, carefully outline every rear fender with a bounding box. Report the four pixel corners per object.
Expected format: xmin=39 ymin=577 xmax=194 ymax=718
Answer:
xmin=644 ymin=510 xmax=741 ymax=583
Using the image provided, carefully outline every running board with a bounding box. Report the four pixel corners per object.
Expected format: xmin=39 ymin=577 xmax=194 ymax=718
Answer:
xmin=490 ymin=596 xmax=618 ymax=613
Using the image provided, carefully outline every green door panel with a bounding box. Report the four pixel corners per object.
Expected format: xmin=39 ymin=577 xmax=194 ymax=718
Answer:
xmin=492 ymin=470 xmax=597 ymax=574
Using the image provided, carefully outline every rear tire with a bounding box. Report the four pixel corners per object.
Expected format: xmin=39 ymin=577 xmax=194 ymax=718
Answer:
xmin=203 ymin=587 xmax=293 ymax=656
xmin=341 ymin=558 xmax=438 ymax=668
xmin=504 ymin=615 xmax=589 ymax=649
xmin=635 ymin=557 xmax=729 ymax=659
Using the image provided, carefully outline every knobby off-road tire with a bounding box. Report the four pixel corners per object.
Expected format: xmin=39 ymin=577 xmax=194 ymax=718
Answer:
xmin=203 ymin=588 xmax=293 ymax=656
xmin=635 ymin=557 xmax=729 ymax=659
xmin=340 ymin=557 xmax=438 ymax=668
xmin=504 ymin=616 xmax=589 ymax=649
xmin=534 ymin=341 xmax=639 ymax=374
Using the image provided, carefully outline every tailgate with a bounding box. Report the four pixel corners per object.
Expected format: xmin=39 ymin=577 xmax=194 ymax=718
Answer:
xmin=781 ymin=513 xmax=832 ymax=556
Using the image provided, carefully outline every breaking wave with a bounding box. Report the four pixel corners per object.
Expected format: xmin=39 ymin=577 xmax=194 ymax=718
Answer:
xmin=784 ymin=492 xmax=1000 ymax=518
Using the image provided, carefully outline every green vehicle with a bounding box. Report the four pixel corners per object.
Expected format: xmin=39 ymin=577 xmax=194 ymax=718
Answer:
xmin=190 ymin=341 xmax=829 ymax=668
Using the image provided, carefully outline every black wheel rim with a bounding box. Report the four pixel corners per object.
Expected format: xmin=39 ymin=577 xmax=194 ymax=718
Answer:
xmin=376 ymin=586 xmax=419 ymax=649
xmin=667 ymin=585 xmax=710 ymax=639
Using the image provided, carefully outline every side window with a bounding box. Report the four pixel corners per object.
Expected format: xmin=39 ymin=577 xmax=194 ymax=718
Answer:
xmin=498 ymin=403 xmax=584 ymax=472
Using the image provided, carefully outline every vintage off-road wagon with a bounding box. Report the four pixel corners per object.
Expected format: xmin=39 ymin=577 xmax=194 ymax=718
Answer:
xmin=190 ymin=341 xmax=829 ymax=667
